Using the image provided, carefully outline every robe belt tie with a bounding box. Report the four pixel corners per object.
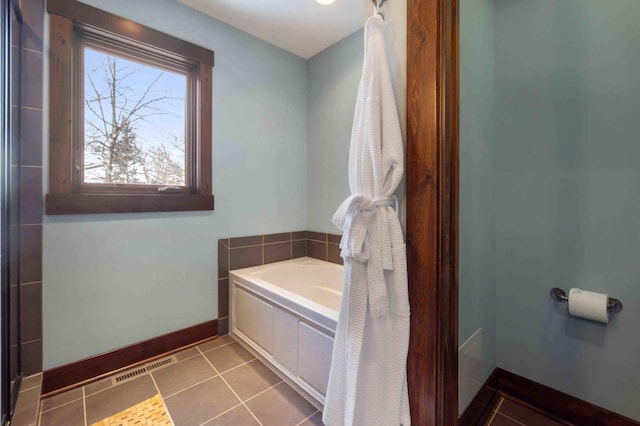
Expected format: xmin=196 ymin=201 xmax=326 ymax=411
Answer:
xmin=332 ymin=194 xmax=398 ymax=317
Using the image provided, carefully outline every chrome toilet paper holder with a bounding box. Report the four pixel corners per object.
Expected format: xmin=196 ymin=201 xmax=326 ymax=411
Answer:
xmin=550 ymin=287 xmax=623 ymax=313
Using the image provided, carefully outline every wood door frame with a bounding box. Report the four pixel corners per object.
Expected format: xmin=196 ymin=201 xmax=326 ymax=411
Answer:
xmin=406 ymin=0 xmax=459 ymax=425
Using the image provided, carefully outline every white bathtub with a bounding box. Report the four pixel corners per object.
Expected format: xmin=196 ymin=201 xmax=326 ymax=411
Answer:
xmin=229 ymin=257 xmax=343 ymax=408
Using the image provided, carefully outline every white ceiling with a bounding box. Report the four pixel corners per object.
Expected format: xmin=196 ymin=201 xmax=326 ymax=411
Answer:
xmin=177 ymin=0 xmax=365 ymax=59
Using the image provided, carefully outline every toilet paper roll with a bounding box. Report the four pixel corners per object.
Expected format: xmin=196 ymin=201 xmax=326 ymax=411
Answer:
xmin=568 ymin=288 xmax=609 ymax=324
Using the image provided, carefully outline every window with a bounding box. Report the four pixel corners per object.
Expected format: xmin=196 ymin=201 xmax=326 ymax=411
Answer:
xmin=46 ymin=0 xmax=214 ymax=214
xmin=81 ymin=43 xmax=188 ymax=188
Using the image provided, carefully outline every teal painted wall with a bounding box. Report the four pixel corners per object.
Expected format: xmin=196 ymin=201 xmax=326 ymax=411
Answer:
xmin=307 ymin=29 xmax=364 ymax=234
xmin=43 ymin=0 xmax=309 ymax=369
xmin=493 ymin=0 xmax=640 ymax=419
xmin=306 ymin=5 xmax=408 ymax=234
xmin=459 ymin=0 xmax=496 ymax=381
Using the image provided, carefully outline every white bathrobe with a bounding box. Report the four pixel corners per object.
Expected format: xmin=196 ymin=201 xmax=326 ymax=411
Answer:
xmin=323 ymin=14 xmax=411 ymax=426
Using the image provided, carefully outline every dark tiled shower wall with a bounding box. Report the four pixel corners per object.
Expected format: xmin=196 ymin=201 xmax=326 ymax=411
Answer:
xmin=14 ymin=0 xmax=45 ymax=375
xmin=217 ymin=231 xmax=343 ymax=334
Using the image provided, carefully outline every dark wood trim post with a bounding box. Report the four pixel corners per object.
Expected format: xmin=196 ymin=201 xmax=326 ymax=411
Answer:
xmin=406 ymin=0 xmax=459 ymax=424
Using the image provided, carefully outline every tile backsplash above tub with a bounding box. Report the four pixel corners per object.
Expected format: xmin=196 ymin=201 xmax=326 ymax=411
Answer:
xmin=217 ymin=231 xmax=343 ymax=334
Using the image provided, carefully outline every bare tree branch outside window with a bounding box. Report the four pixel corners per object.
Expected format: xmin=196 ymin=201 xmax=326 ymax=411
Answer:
xmin=83 ymin=47 xmax=187 ymax=185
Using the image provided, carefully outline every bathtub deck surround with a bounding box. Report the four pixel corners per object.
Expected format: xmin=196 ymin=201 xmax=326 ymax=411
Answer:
xmin=218 ymin=231 xmax=342 ymax=335
xmin=230 ymin=258 xmax=343 ymax=409
xmin=35 ymin=336 xmax=323 ymax=426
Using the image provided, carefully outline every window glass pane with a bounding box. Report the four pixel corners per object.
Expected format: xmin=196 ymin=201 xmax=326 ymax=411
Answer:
xmin=83 ymin=47 xmax=187 ymax=185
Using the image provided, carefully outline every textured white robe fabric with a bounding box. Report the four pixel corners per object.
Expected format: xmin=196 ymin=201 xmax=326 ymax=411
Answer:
xmin=322 ymin=14 xmax=411 ymax=426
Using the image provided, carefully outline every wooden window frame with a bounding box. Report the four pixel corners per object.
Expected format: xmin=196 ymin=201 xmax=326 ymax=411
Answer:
xmin=46 ymin=0 xmax=214 ymax=214
xmin=73 ymin=31 xmax=196 ymax=196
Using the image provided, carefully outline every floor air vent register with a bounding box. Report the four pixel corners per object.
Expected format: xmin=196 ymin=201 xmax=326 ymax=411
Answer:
xmin=111 ymin=356 xmax=178 ymax=385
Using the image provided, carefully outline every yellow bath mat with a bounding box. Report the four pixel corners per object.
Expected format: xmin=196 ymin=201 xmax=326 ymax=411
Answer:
xmin=90 ymin=393 xmax=172 ymax=426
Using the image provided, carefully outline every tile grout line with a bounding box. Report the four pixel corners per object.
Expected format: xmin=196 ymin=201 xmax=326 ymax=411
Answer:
xmin=263 ymin=240 xmax=293 ymax=247
xmin=37 ymin=400 xmax=43 ymax=426
xmin=197 ymin=346 xmax=259 ymax=423
xmin=229 ymin=237 xmax=317 ymax=250
xmin=162 ymin=374 xmax=219 ymax=400
xmin=82 ymin=386 xmax=87 ymax=426
xmin=149 ymin=371 xmax=177 ymax=426
xmin=486 ymin=397 xmax=504 ymax=425
xmin=83 ymin=370 xmax=151 ymax=398
xmin=164 ymin=349 xmax=203 ymax=364
xmin=196 ymin=402 xmax=244 ymax=426
xmin=19 ymin=281 xmax=43 ymax=287
xmin=227 ymin=234 xmax=303 ymax=249
xmin=227 ymin=243 xmax=230 ymax=299
xmin=212 ymin=357 xmax=257 ymax=376
xmin=498 ymin=398 xmax=565 ymax=426
xmin=199 ymin=339 xmax=235 ymax=354
xmin=296 ymin=409 xmax=320 ymax=426
xmin=106 ymin=346 xmax=216 ymax=402
xmin=495 ymin=412 xmax=528 ymax=426
xmin=21 ymin=46 xmax=44 ymax=55
xmin=196 ymin=346 xmax=264 ymax=426
xmin=486 ymin=411 xmax=498 ymax=424
xmin=241 ymin=380 xmax=284 ymax=404
xmin=228 ymin=243 xmax=266 ymax=249
xmin=20 ymin=105 xmax=44 ymax=112
xmin=82 ymin=345 xmax=221 ymax=399
xmin=40 ymin=396 xmax=84 ymax=414
xmin=85 ymin=379 xmax=137 ymax=399
xmin=19 ymin=384 xmax=42 ymax=393
xmin=20 ymin=337 xmax=43 ymax=345
xmin=30 ymin=386 xmax=40 ymax=426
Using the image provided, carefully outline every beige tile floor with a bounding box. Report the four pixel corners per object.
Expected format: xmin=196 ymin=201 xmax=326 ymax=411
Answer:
xmin=38 ymin=335 xmax=323 ymax=426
